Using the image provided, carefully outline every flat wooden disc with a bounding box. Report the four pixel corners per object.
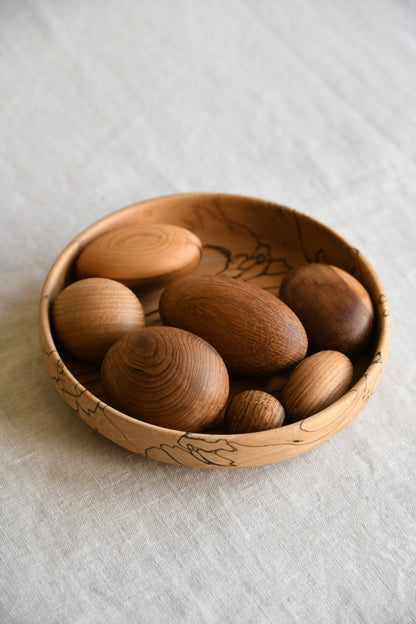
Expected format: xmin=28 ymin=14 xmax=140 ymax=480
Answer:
xmin=76 ymin=223 xmax=203 ymax=290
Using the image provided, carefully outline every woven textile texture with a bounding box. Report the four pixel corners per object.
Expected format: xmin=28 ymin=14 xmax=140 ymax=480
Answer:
xmin=1 ymin=1 xmax=415 ymax=622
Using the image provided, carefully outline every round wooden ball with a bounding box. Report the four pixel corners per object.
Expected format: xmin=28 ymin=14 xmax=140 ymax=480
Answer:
xmin=279 ymin=263 xmax=374 ymax=355
xmin=52 ymin=278 xmax=145 ymax=362
xmin=224 ymin=390 xmax=285 ymax=434
xmin=281 ymin=350 xmax=354 ymax=423
xmin=101 ymin=326 xmax=229 ymax=432
xmin=75 ymin=223 xmax=203 ymax=291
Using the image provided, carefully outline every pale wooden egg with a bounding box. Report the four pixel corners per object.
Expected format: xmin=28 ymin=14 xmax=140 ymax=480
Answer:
xmin=279 ymin=263 xmax=374 ymax=355
xmin=224 ymin=390 xmax=285 ymax=434
xmin=52 ymin=278 xmax=145 ymax=362
xmin=101 ymin=326 xmax=229 ymax=432
xmin=159 ymin=274 xmax=308 ymax=376
xmin=281 ymin=350 xmax=354 ymax=423
xmin=75 ymin=223 xmax=202 ymax=290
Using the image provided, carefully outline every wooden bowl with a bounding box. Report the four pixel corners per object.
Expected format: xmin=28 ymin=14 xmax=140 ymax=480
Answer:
xmin=39 ymin=193 xmax=390 ymax=469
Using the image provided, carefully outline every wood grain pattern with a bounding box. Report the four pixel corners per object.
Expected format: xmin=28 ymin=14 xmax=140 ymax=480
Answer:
xmin=39 ymin=192 xmax=390 ymax=468
xmin=101 ymin=326 xmax=229 ymax=432
xmin=224 ymin=390 xmax=285 ymax=433
xmin=52 ymin=278 xmax=145 ymax=362
xmin=159 ymin=274 xmax=308 ymax=375
xmin=76 ymin=223 xmax=202 ymax=291
xmin=281 ymin=350 xmax=354 ymax=423
xmin=279 ymin=263 xmax=374 ymax=355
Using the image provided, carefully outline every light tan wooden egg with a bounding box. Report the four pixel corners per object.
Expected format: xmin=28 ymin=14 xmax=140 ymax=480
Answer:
xmin=52 ymin=278 xmax=145 ymax=362
xmin=281 ymin=350 xmax=354 ymax=423
xmin=224 ymin=390 xmax=285 ymax=434
xmin=75 ymin=223 xmax=202 ymax=290
xmin=101 ymin=326 xmax=229 ymax=432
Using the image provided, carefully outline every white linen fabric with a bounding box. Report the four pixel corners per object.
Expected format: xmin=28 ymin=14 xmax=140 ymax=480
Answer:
xmin=1 ymin=0 xmax=415 ymax=622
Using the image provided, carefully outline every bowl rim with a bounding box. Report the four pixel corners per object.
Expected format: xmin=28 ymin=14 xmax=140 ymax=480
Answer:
xmin=39 ymin=192 xmax=390 ymax=448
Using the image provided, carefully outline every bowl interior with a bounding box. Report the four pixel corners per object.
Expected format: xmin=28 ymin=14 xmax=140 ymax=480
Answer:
xmin=40 ymin=193 xmax=389 ymax=468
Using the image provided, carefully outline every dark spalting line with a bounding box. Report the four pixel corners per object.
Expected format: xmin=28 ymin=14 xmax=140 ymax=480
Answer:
xmin=350 ymin=247 xmax=364 ymax=282
xmin=45 ymin=350 xmax=143 ymax=452
xmin=300 ymin=352 xmax=383 ymax=434
xmin=293 ymin=211 xmax=311 ymax=263
xmin=378 ymin=294 xmax=390 ymax=317
xmin=143 ymin=426 xmax=350 ymax=467
xmin=372 ymin=351 xmax=382 ymax=364
xmin=135 ymin=354 xmax=386 ymax=466
xmin=146 ymin=354 xmax=381 ymax=466
xmin=44 ymin=309 xmax=385 ymax=466
xmin=295 ymin=211 xmax=358 ymax=267
xmin=266 ymin=201 xmax=287 ymax=218
xmin=360 ymin=374 xmax=371 ymax=403
xmin=205 ymin=244 xmax=232 ymax=271
xmin=315 ymin=248 xmax=330 ymax=264
xmin=99 ymin=405 xmax=144 ymax=453
xmin=299 ymin=407 xmax=352 ymax=438
xmin=212 ymin=195 xmax=275 ymax=254
xmin=42 ymin=348 xmax=58 ymax=357
xmin=50 ymin=369 xmax=88 ymax=399
xmin=300 ymin=351 xmax=383 ymax=437
xmin=145 ymin=445 xmax=186 ymax=466
xmin=145 ymin=436 xmax=239 ymax=467
xmin=203 ymin=243 xmax=293 ymax=284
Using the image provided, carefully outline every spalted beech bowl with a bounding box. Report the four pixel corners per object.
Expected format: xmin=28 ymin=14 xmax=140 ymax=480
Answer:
xmin=39 ymin=193 xmax=390 ymax=469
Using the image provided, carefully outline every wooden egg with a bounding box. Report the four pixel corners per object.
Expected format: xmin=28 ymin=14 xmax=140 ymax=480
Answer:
xmin=52 ymin=278 xmax=145 ymax=362
xmin=75 ymin=223 xmax=202 ymax=290
xmin=101 ymin=326 xmax=229 ymax=431
xmin=279 ymin=263 xmax=374 ymax=355
xmin=281 ymin=350 xmax=354 ymax=423
xmin=225 ymin=390 xmax=285 ymax=434
xmin=159 ymin=274 xmax=308 ymax=376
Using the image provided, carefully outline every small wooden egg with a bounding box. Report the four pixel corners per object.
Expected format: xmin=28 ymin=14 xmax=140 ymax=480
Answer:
xmin=52 ymin=278 xmax=145 ymax=362
xmin=101 ymin=326 xmax=229 ymax=431
xmin=75 ymin=223 xmax=202 ymax=290
xmin=224 ymin=390 xmax=285 ymax=434
xmin=279 ymin=263 xmax=374 ymax=355
xmin=159 ymin=274 xmax=308 ymax=376
xmin=281 ymin=350 xmax=354 ymax=423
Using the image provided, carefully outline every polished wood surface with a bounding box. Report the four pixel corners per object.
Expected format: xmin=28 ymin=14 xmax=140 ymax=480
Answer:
xmin=76 ymin=223 xmax=202 ymax=291
xmin=159 ymin=274 xmax=307 ymax=375
xmin=279 ymin=263 xmax=374 ymax=355
xmin=224 ymin=390 xmax=285 ymax=433
xmin=52 ymin=277 xmax=145 ymax=362
xmin=101 ymin=326 xmax=229 ymax=432
xmin=39 ymin=192 xmax=390 ymax=468
xmin=281 ymin=351 xmax=354 ymax=423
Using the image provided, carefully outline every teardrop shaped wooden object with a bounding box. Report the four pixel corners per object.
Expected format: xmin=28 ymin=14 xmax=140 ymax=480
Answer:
xmin=159 ymin=274 xmax=308 ymax=375
xmin=52 ymin=278 xmax=145 ymax=362
xmin=281 ymin=350 xmax=354 ymax=423
xmin=101 ymin=326 xmax=229 ymax=432
xmin=225 ymin=390 xmax=285 ymax=433
xmin=279 ymin=263 xmax=374 ymax=355
xmin=76 ymin=223 xmax=203 ymax=290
